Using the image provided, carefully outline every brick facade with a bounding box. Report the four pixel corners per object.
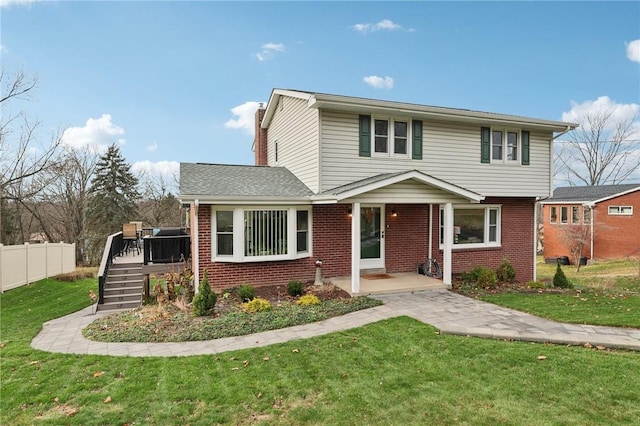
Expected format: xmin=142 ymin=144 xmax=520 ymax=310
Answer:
xmin=543 ymin=190 xmax=640 ymax=262
xmin=195 ymin=198 xmax=536 ymax=291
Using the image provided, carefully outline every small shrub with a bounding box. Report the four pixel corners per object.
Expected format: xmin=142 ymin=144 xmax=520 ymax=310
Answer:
xmin=55 ymin=270 xmax=95 ymax=282
xmin=237 ymin=284 xmax=256 ymax=302
xmin=476 ymin=267 xmax=498 ymax=288
xmin=526 ymin=280 xmax=546 ymax=289
xmin=192 ymin=271 xmax=217 ymax=316
xmin=287 ymin=280 xmax=304 ymax=297
xmin=496 ymin=258 xmax=516 ymax=283
xmin=553 ymin=261 xmax=573 ymax=289
xmin=297 ymin=294 xmax=321 ymax=306
xmin=243 ymin=297 xmax=272 ymax=313
xmin=462 ymin=266 xmax=497 ymax=288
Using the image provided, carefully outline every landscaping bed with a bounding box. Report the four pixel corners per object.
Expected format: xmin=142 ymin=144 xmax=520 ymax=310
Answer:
xmin=83 ymin=283 xmax=382 ymax=343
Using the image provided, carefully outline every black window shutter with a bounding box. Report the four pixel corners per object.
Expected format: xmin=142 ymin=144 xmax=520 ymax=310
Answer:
xmin=359 ymin=115 xmax=371 ymax=157
xmin=480 ymin=127 xmax=491 ymax=163
xmin=412 ymin=120 xmax=423 ymax=160
xmin=522 ymin=130 xmax=530 ymax=165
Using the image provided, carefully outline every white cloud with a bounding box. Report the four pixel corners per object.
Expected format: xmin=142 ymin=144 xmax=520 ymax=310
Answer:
xmin=61 ymin=114 xmax=126 ymax=150
xmin=0 ymin=44 xmax=7 ymax=53
xmin=353 ymin=19 xmax=413 ymax=33
xmin=626 ymin=39 xmax=640 ymax=63
xmin=224 ymin=101 xmax=262 ymax=134
xmin=0 ymin=0 xmax=38 ymax=7
xmin=146 ymin=142 xmax=158 ymax=152
xmin=256 ymin=42 xmax=285 ymax=61
xmin=363 ymin=75 xmax=394 ymax=89
xmin=131 ymin=160 xmax=179 ymax=178
xmin=561 ymin=96 xmax=640 ymax=140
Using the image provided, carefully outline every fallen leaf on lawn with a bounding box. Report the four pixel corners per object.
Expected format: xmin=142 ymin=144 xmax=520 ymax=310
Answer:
xmin=93 ymin=371 xmax=105 ymax=377
xmin=104 ymin=396 xmax=112 ymax=403
xmin=596 ymin=345 xmax=606 ymax=351
xmin=537 ymin=356 xmax=547 ymax=360
xmin=0 ymin=342 xmax=7 ymax=349
xmin=117 ymin=371 xmax=125 ymax=378
xmin=580 ymin=298 xmax=587 ymax=301
xmin=263 ymin=357 xmax=270 ymax=361
xmin=29 ymin=361 xmax=41 ymax=365
xmin=584 ymin=343 xmax=593 ymax=349
xmin=231 ymin=367 xmax=239 ymax=371
xmin=292 ymin=349 xmax=299 ymax=353
xmin=54 ymin=397 xmax=59 ymax=403
xmin=243 ymin=360 xmax=249 ymax=367
xmin=257 ymin=392 xmax=262 ymax=398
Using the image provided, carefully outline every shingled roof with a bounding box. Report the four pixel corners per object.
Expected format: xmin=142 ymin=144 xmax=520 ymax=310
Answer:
xmin=179 ymin=163 xmax=313 ymax=201
xmin=545 ymin=184 xmax=640 ymax=203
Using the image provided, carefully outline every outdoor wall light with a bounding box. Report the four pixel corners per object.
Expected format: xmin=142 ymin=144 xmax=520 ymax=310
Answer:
xmin=347 ymin=207 xmax=352 ymax=217
xmin=391 ymin=209 xmax=398 ymax=218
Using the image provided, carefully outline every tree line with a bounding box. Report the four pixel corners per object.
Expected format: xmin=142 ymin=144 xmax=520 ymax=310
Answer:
xmin=1 ymin=69 xmax=181 ymax=265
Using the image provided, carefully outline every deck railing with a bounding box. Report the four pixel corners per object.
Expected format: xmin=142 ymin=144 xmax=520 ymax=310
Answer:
xmin=97 ymin=231 xmax=124 ymax=304
xmin=143 ymin=232 xmax=191 ymax=265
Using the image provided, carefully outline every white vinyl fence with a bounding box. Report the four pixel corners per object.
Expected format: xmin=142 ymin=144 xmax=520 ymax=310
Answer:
xmin=0 ymin=242 xmax=76 ymax=293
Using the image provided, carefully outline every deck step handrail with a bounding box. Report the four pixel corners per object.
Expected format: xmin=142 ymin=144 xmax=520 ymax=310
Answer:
xmin=97 ymin=231 xmax=124 ymax=304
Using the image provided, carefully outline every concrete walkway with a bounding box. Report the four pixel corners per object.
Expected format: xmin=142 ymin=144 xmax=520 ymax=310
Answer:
xmin=31 ymin=289 xmax=640 ymax=357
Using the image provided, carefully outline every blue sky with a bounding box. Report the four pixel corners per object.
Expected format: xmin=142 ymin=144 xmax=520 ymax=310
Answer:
xmin=2 ymin=0 xmax=639 ymax=185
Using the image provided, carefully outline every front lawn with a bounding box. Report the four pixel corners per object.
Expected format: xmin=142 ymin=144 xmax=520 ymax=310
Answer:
xmin=1 ymin=278 xmax=639 ymax=425
xmin=477 ymin=257 xmax=640 ymax=328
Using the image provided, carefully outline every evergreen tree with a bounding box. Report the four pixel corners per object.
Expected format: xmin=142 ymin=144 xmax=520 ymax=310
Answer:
xmin=85 ymin=144 xmax=140 ymax=264
xmin=553 ymin=260 xmax=573 ymax=289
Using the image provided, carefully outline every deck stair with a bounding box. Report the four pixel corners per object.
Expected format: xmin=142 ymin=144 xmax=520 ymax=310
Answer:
xmin=98 ymin=262 xmax=143 ymax=311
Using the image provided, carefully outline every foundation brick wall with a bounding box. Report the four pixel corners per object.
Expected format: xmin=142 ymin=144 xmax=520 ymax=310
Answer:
xmin=195 ymin=198 xmax=537 ymax=291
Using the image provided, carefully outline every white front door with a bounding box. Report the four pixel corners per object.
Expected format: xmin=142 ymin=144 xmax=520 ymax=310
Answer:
xmin=360 ymin=205 xmax=385 ymax=269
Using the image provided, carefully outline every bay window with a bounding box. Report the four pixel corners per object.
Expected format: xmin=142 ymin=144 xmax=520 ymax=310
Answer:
xmin=440 ymin=205 xmax=501 ymax=248
xmin=213 ymin=206 xmax=311 ymax=261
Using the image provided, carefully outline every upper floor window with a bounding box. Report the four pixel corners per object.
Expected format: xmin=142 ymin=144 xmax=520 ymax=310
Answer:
xmin=481 ymin=127 xmax=529 ymax=165
xmin=608 ymin=206 xmax=633 ymax=216
xmin=550 ymin=206 xmax=557 ymax=223
xmin=583 ymin=206 xmax=591 ymax=223
xmin=373 ymin=118 xmax=409 ymax=157
xmin=572 ymin=206 xmax=580 ymax=223
xmin=561 ymin=206 xmax=568 ymax=223
xmin=359 ymin=115 xmax=423 ymax=160
xmin=212 ymin=206 xmax=311 ymax=262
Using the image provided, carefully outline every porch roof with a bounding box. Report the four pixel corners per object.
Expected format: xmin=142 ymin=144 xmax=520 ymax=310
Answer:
xmin=179 ymin=163 xmax=313 ymax=204
xmin=312 ymin=170 xmax=484 ymax=203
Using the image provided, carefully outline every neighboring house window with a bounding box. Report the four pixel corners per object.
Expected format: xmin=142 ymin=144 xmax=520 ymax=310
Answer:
xmin=481 ymin=127 xmax=529 ymax=165
xmin=608 ymin=206 xmax=633 ymax=215
xmin=440 ymin=205 xmax=501 ymax=248
xmin=359 ymin=115 xmax=423 ymax=160
xmin=212 ymin=207 xmax=311 ymax=262
xmin=561 ymin=206 xmax=568 ymax=223
xmin=572 ymin=206 xmax=580 ymax=223
xmin=583 ymin=206 xmax=591 ymax=223
xmin=215 ymin=211 xmax=234 ymax=256
xmin=550 ymin=206 xmax=558 ymax=223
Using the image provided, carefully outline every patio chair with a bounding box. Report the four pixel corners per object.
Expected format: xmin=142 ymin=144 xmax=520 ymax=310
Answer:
xmin=122 ymin=223 xmax=140 ymax=255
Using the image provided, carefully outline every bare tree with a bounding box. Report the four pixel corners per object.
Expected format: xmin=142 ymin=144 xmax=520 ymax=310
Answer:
xmin=560 ymin=223 xmax=591 ymax=272
xmin=20 ymin=146 xmax=99 ymax=262
xmin=137 ymin=172 xmax=181 ymax=228
xmin=0 ymin=68 xmax=61 ymax=243
xmin=555 ymin=106 xmax=639 ymax=186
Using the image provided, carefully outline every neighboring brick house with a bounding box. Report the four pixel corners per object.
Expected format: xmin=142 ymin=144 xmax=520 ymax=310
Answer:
xmin=540 ymin=184 xmax=640 ymax=264
xmin=180 ymin=89 xmax=577 ymax=293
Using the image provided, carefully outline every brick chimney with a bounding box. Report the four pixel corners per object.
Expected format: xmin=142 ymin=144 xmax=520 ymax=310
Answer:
xmin=254 ymin=104 xmax=268 ymax=165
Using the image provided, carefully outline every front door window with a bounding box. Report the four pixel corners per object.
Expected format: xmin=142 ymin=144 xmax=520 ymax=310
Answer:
xmin=360 ymin=206 xmax=384 ymax=268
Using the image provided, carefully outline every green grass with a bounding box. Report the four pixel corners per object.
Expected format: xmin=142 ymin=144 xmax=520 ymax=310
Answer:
xmin=2 ymin=278 xmax=640 ymax=425
xmin=478 ymin=258 xmax=640 ymax=328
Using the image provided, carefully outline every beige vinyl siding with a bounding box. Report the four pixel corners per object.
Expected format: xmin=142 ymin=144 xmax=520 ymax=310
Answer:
xmin=343 ymin=180 xmax=470 ymax=204
xmin=267 ymin=96 xmax=320 ymax=193
xmin=320 ymin=110 xmax=553 ymax=198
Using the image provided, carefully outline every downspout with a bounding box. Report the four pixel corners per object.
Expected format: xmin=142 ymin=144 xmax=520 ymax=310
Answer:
xmin=587 ymin=202 xmax=595 ymax=260
xmin=548 ymin=126 xmax=574 ymax=196
xmin=428 ymin=204 xmax=433 ymax=261
xmin=533 ymin=198 xmax=539 ymax=282
xmin=193 ymin=199 xmax=200 ymax=292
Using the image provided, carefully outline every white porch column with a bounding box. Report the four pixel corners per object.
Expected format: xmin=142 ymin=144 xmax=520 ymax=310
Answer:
xmin=443 ymin=202 xmax=453 ymax=286
xmin=193 ymin=200 xmax=200 ymax=292
xmin=350 ymin=202 xmax=361 ymax=294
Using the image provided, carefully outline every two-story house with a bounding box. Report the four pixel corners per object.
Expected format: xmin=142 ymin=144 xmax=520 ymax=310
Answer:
xmin=179 ymin=89 xmax=577 ymax=293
